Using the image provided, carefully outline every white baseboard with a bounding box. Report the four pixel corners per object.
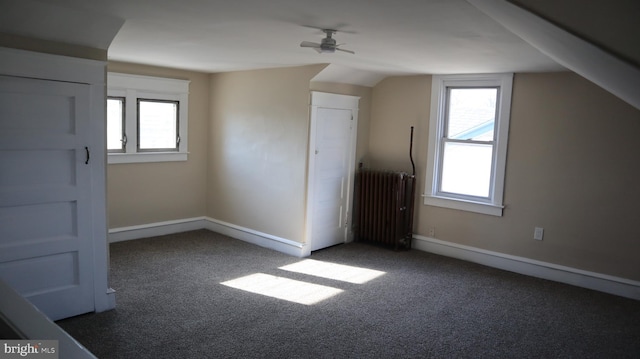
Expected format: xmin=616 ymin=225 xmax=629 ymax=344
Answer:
xmin=108 ymin=219 xmax=638 ymax=300
xmin=108 ymin=217 xmax=307 ymax=257
xmin=412 ymin=235 xmax=640 ymax=301
xmin=108 ymin=217 xmax=209 ymax=243
xmin=203 ymin=217 xmax=307 ymax=257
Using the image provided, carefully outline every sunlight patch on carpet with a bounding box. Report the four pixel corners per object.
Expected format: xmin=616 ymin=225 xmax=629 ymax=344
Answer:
xmin=221 ymin=273 xmax=343 ymax=305
xmin=279 ymin=259 xmax=386 ymax=284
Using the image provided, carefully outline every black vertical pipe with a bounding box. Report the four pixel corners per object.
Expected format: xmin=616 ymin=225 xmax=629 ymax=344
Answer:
xmin=410 ymin=126 xmax=416 ymax=176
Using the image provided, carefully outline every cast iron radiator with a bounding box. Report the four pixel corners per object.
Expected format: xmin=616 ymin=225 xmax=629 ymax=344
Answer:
xmin=355 ymin=169 xmax=416 ymax=250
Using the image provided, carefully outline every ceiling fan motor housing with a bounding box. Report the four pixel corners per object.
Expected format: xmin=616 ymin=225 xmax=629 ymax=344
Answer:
xmin=320 ymin=37 xmax=337 ymax=52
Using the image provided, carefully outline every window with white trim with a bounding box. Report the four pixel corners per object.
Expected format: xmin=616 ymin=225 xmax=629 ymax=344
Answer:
xmin=107 ymin=72 xmax=189 ymax=164
xmin=424 ymin=73 xmax=513 ymax=216
xmin=107 ymin=97 xmax=125 ymax=153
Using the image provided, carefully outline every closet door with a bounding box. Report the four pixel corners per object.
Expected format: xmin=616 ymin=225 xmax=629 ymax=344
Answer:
xmin=0 ymin=75 xmax=95 ymax=320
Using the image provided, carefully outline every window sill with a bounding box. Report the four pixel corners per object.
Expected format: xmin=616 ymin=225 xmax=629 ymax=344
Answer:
xmin=423 ymin=194 xmax=503 ymax=216
xmin=108 ymin=152 xmax=188 ymax=164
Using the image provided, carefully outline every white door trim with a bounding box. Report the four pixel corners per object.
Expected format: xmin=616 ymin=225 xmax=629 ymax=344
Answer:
xmin=304 ymin=92 xmax=360 ymax=256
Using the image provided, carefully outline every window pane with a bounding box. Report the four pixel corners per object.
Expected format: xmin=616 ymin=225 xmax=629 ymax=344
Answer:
xmin=440 ymin=142 xmax=493 ymax=198
xmin=447 ymin=88 xmax=497 ymax=141
xmin=138 ymin=100 xmax=178 ymax=150
xmin=107 ymin=98 xmax=124 ymax=151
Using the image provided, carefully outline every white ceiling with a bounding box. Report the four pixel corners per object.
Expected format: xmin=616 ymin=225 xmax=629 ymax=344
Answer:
xmin=2 ymin=0 xmax=566 ymax=86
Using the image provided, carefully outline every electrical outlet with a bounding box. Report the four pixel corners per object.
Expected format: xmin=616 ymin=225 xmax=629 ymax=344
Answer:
xmin=428 ymin=227 xmax=435 ymax=237
xmin=534 ymin=227 xmax=544 ymax=240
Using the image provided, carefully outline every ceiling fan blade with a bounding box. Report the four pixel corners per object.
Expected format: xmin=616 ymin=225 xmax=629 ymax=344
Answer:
xmin=336 ymin=47 xmax=355 ymax=55
xmin=302 ymin=24 xmax=357 ymax=34
xmin=300 ymin=41 xmax=321 ymax=48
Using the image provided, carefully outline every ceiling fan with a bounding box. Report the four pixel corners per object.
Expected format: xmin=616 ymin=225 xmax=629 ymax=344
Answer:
xmin=300 ymin=29 xmax=355 ymax=54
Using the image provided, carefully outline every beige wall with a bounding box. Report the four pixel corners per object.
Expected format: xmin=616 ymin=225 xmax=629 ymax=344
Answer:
xmin=369 ymin=72 xmax=640 ymax=281
xmin=106 ymin=62 xmax=209 ymax=228
xmin=369 ymin=75 xmax=431 ymax=173
xmin=105 ymin=62 xmax=376 ymax=246
xmin=207 ymin=65 xmax=326 ymax=242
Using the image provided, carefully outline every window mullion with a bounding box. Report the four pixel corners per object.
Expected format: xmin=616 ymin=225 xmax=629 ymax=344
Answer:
xmin=124 ymin=89 xmax=137 ymax=153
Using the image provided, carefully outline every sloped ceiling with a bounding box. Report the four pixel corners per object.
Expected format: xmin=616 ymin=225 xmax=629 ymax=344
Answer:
xmin=0 ymin=0 xmax=638 ymax=91
xmin=470 ymin=0 xmax=640 ymax=110
xmin=1 ymin=0 xmax=565 ymax=87
xmin=0 ymin=0 xmax=123 ymax=50
xmin=508 ymin=0 xmax=640 ymax=68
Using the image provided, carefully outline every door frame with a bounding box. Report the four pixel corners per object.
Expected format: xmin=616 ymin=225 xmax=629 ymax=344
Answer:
xmin=303 ymin=91 xmax=359 ymax=256
xmin=0 ymin=47 xmax=114 ymax=314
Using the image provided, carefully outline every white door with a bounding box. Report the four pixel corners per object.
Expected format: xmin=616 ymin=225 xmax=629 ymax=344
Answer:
xmin=0 ymin=75 xmax=95 ymax=320
xmin=308 ymin=92 xmax=359 ymax=252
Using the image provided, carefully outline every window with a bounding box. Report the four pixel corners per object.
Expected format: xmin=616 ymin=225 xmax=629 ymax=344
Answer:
xmin=137 ymin=99 xmax=179 ymax=152
xmin=424 ymin=73 xmax=513 ymax=216
xmin=107 ymin=73 xmax=189 ymax=163
xmin=107 ymin=97 xmax=125 ymax=153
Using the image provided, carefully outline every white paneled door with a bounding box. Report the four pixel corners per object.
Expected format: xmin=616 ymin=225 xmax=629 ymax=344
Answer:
xmin=0 ymin=75 xmax=95 ymax=320
xmin=308 ymin=92 xmax=359 ymax=252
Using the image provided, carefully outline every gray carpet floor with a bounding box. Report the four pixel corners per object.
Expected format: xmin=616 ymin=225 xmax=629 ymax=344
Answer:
xmin=57 ymin=229 xmax=640 ymax=358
